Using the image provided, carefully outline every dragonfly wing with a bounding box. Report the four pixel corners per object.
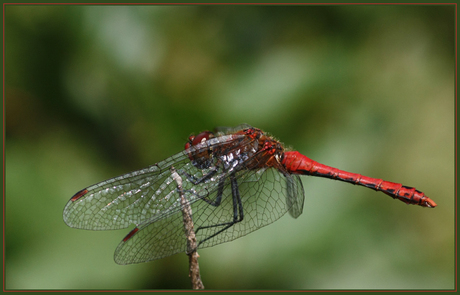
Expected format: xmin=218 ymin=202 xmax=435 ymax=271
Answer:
xmin=63 ymin=134 xmax=243 ymax=230
xmin=286 ymin=174 xmax=305 ymax=219
xmin=63 ymin=153 xmax=191 ymax=230
xmin=113 ymin=166 xmax=301 ymax=264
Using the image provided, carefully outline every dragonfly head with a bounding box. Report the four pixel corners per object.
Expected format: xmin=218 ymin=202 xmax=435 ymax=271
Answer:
xmin=185 ymin=131 xmax=215 ymax=169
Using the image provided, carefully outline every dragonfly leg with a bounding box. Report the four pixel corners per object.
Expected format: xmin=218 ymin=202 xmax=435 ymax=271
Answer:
xmin=179 ymin=167 xmax=227 ymax=206
xmin=199 ymin=176 xmax=225 ymax=206
xmin=177 ymin=176 xmax=224 ymax=207
xmin=196 ymin=174 xmax=244 ymax=246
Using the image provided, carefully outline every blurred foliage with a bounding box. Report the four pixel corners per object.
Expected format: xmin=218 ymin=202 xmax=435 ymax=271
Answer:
xmin=4 ymin=4 xmax=455 ymax=290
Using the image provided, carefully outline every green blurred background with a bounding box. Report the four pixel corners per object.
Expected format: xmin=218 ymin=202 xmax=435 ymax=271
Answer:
xmin=4 ymin=5 xmax=454 ymax=290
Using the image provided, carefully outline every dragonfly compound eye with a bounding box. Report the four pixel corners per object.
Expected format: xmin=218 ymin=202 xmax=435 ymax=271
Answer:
xmin=191 ymin=131 xmax=214 ymax=146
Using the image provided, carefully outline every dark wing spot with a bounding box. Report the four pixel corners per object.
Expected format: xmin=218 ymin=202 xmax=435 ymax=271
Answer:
xmin=70 ymin=189 xmax=88 ymax=202
xmin=123 ymin=227 xmax=139 ymax=242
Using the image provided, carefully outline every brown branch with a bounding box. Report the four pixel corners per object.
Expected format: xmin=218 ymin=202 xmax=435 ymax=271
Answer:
xmin=171 ymin=167 xmax=205 ymax=290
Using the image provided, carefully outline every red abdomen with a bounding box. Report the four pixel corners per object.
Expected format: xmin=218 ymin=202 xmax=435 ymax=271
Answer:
xmin=281 ymin=151 xmax=436 ymax=208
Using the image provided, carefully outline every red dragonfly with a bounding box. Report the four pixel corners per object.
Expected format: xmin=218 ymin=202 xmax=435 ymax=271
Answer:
xmin=63 ymin=124 xmax=436 ymax=265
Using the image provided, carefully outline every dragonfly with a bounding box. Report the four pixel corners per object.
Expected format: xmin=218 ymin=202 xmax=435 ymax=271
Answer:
xmin=63 ymin=124 xmax=436 ymax=265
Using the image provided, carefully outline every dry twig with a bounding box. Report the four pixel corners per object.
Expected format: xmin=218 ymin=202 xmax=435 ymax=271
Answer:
xmin=171 ymin=167 xmax=205 ymax=290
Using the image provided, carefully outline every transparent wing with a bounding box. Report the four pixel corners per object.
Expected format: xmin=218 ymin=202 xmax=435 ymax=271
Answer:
xmin=287 ymin=174 xmax=305 ymax=218
xmin=62 ymin=133 xmax=243 ymax=230
xmin=114 ymin=167 xmax=305 ymax=264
